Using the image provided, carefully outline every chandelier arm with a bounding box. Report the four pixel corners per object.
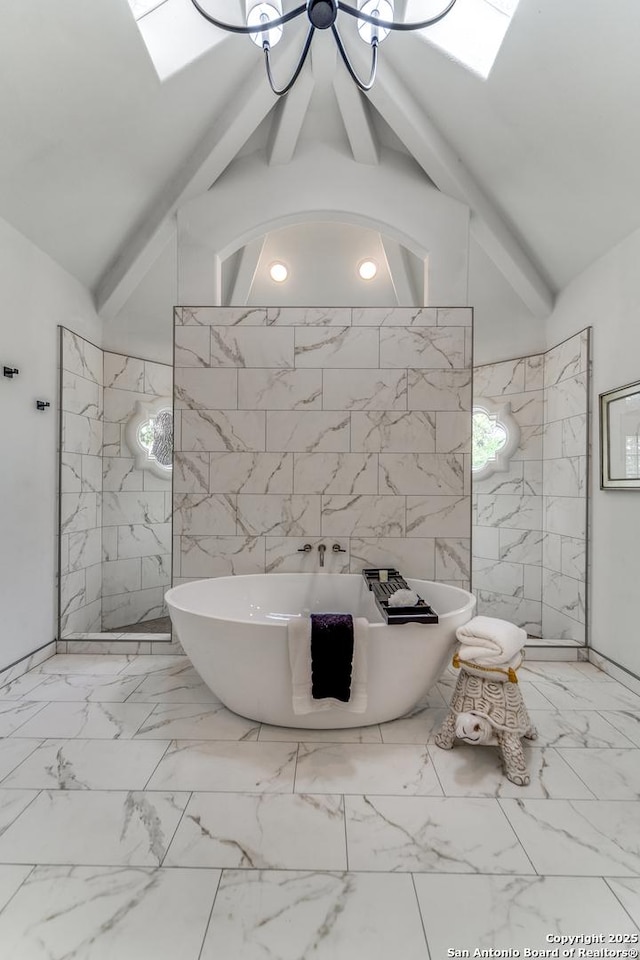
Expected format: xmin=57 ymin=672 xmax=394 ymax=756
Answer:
xmin=331 ymin=24 xmax=378 ymax=92
xmin=189 ymin=0 xmax=307 ymax=35
xmin=264 ymin=25 xmax=315 ymax=96
xmin=337 ymin=0 xmax=458 ymax=31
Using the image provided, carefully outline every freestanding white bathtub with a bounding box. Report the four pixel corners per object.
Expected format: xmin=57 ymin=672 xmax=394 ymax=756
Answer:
xmin=165 ymin=574 xmax=476 ymax=728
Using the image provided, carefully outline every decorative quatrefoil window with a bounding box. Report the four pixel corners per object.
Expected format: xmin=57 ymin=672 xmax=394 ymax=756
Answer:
xmin=472 ymin=399 xmax=520 ymax=480
xmin=125 ymin=399 xmax=173 ymax=479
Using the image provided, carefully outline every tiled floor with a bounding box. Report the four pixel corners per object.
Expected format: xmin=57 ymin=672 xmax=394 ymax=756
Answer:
xmin=0 ymin=654 xmax=639 ymax=958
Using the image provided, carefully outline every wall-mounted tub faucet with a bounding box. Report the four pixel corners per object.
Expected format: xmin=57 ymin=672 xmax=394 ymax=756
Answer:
xmin=297 ymin=544 xmax=312 ymax=554
xmin=332 ymin=543 xmax=346 ymax=554
xmin=318 ymin=543 xmax=326 ymax=567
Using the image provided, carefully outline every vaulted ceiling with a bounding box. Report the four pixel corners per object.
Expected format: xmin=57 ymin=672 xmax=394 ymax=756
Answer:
xmin=1 ymin=0 xmax=639 ymax=330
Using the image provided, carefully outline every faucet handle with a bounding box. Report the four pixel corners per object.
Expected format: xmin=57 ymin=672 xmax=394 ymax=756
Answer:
xmin=297 ymin=543 xmax=312 ymax=553
xmin=332 ymin=543 xmax=346 ymax=553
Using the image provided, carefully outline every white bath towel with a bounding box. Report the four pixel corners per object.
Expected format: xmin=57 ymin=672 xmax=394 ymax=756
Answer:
xmin=288 ymin=615 xmax=368 ymax=715
xmin=455 ymin=615 xmax=526 ymax=666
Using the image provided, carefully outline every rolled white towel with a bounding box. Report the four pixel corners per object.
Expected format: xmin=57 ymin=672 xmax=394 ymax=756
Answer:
xmin=455 ymin=711 xmax=494 ymax=744
xmin=455 ymin=615 xmax=526 ymax=666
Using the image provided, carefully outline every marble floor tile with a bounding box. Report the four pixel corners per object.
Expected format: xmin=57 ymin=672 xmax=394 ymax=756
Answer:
xmin=0 ymin=673 xmax=48 ymax=701
xmin=414 ymin=875 xmax=639 ymax=953
xmin=118 ymin=655 xmax=190 ymax=676
xmin=558 ymin=747 xmax=640 ymax=799
xmin=146 ymin=740 xmax=297 ymax=792
xmin=0 ymin=700 xmax=46 ymax=737
xmin=11 ymin=700 xmax=155 ymax=740
xmin=526 ymin=709 xmax=637 ymax=748
xmin=428 ymin=745 xmax=595 ymax=798
xmin=532 ymin=681 xmax=640 ymax=711
xmin=17 ymin=673 xmax=145 ymax=702
xmin=499 ymin=798 xmax=640 ymax=875
xmin=0 ymin=864 xmax=32 ymax=913
xmin=605 ymin=878 xmax=640 ymax=928
xmin=31 ymin=654 xmax=134 ymax=675
xmin=200 ymin=870 xmax=429 ymax=960
xmin=126 ymin=666 xmax=219 ymax=703
xmin=520 ymin=660 xmax=614 ymax=682
xmin=1 ymin=738 xmax=170 ymax=790
xmin=259 ymin=723 xmax=382 ymax=742
xmin=379 ymin=707 xmax=449 ymax=743
xmin=133 ymin=702 xmax=260 ymax=740
xmin=0 ymin=789 xmax=40 ymax=838
xmin=165 ymin=792 xmax=346 ymax=870
xmin=0 ymin=790 xmax=189 ymax=866
xmin=295 ymin=743 xmax=443 ymax=796
xmin=0 ymin=865 xmax=221 ymax=960
xmin=0 ymin=738 xmax=41 ymax=781
xmin=599 ymin=710 xmax=640 ymax=747
xmin=345 ymin=796 xmax=532 ymax=873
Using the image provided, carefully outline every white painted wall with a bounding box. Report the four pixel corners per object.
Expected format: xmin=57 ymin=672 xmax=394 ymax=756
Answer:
xmin=0 ymin=216 xmax=101 ymax=672
xmin=546 ymin=225 xmax=640 ymax=677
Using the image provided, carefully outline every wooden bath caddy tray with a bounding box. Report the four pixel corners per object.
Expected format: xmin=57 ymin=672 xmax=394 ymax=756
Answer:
xmin=362 ymin=569 xmax=439 ymax=625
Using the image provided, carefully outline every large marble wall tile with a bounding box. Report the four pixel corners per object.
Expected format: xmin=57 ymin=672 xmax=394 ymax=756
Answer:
xmin=293 ymin=453 xmax=378 ymax=495
xmin=174 ymin=453 xmax=210 ymax=493
xmin=380 ymin=327 xmax=465 ymax=368
xmin=407 ymin=369 xmax=471 ymax=411
xmin=181 ymin=410 xmax=265 ymax=452
xmin=474 ymin=359 xmax=526 ymax=397
xmin=542 ymin=569 xmax=584 ymax=622
xmin=82 ymin=455 xmax=103 ymax=494
xmin=174 ymin=494 xmax=237 ymax=536
xmin=544 ymin=496 xmax=586 ymax=539
xmin=237 ymin=495 xmax=321 ymax=537
xmin=545 ymin=373 xmax=588 ymax=423
xmin=351 ymin=411 xmax=435 ymax=453
xmin=473 ymin=461 xmax=524 ymax=496
xmin=544 ymin=331 xmax=586 ymax=387
xmin=543 ymin=420 xmax=563 ymax=459
xmin=102 ymin=457 xmax=144 ymax=492
xmin=265 ymin=537 xmax=350 ymax=574
xmin=541 ymin=603 xmax=584 ymax=643
xmin=435 ymin=411 xmax=471 ymax=453
xmin=435 ymin=538 xmax=470 ymax=580
xmin=61 ymin=600 xmax=102 ymax=637
xmin=266 ymin=412 xmax=350 ymax=453
xmin=117 ymin=523 xmax=172 ymax=559
xmin=175 ymin=327 xmax=211 ymax=366
xmin=61 ymin=452 xmax=82 ymax=492
xmin=322 ymin=495 xmax=405 ymax=538
xmin=62 ymin=412 xmax=103 ymax=456
xmin=523 ymin=460 xmax=543 ymax=496
xmin=102 ymin=558 xmax=142 ymax=597
xmin=102 ymin=492 xmax=167 ymax=527
xmin=349 ymin=537 xmax=436 ymax=579
xmin=498 ymin=529 xmax=543 ymax=565
xmin=562 ymin=413 xmax=587 ymax=457
xmin=85 ymin=563 xmax=102 ymax=605
xmin=68 ymin=528 xmax=102 ymax=572
xmin=406 ymin=496 xmax=469 ymax=537
xmin=102 ymin=587 xmax=166 ymax=630
xmin=524 ymin=353 xmax=545 ymax=391
xmin=238 ymin=368 xmax=321 ymax=410
xmin=543 ymin=456 xmax=586 ymax=498
xmin=472 ymin=526 xmax=500 ymax=560
xmin=60 ymin=493 xmax=98 ymax=535
xmin=380 ymin=453 xmax=464 ymax=495
xmin=60 ymin=570 xmax=87 ymax=617
xmin=175 ymin=368 xmax=238 ymax=410
xmin=561 ymin=536 xmax=586 ymax=579
xmin=209 ymin=452 xmax=293 ymax=494
xmin=62 ymin=371 xmax=101 ymax=418
xmin=523 ymin=564 xmax=542 ymax=601
xmin=542 ymin=532 xmax=563 ymax=572
xmin=352 ymin=307 xmax=436 ymax=326
xmin=62 ymin=329 xmax=102 ymax=384
xmin=476 ymin=495 xmax=542 ymax=531
xmin=295 ymin=327 xmax=378 ymax=367
xmin=506 ymin=390 xmax=543 ymax=426
xmin=144 ymin=361 xmax=173 ymax=397
xmin=510 ymin=424 xmax=543 ymax=461
xmin=476 ymin=591 xmax=542 ymax=635
xmin=103 ymin=422 xmax=121 ymax=457
xmin=141 ymin=554 xmax=171 ymax=589
xmin=210 ymin=327 xmax=294 ymax=368
xmin=473 ymin=558 xmax=523 ymax=597
xmin=104 ymin=352 xmax=145 ymax=392
xmin=104 ymin=386 xmax=154 ymax=424
xmin=181 ymin=536 xmax=265 ymax=577
xmin=323 ymin=369 xmax=407 ymax=411
xmin=437 ymin=307 xmax=472 ymax=326
xmin=180 ymin=306 xmax=267 ymax=325
xmin=267 ymin=307 xmax=350 ymax=326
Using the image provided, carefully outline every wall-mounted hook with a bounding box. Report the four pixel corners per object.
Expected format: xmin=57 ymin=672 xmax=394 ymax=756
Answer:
xmin=36 ymin=401 xmax=50 ymax=411
xmin=3 ymin=366 xmax=19 ymax=378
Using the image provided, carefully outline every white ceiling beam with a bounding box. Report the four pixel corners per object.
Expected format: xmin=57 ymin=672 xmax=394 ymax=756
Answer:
xmin=228 ymin=236 xmax=266 ymax=304
xmin=367 ymin=59 xmax=554 ymax=317
xmin=95 ymin=45 xmax=303 ymax=319
xmin=381 ymin=235 xmax=418 ymax=305
xmin=333 ymin=69 xmax=379 ymax=165
xmin=267 ymin=72 xmax=315 ymax=165
xmin=311 ymin=29 xmax=337 ymax=79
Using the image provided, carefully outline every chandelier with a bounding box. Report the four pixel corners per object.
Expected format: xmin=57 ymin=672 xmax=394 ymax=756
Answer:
xmin=189 ymin=0 xmax=458 ymax=95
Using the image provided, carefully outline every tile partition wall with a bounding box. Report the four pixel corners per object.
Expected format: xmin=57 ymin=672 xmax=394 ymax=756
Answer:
xmin=472 ymin=329 xmax=589 ymax=643
xmin=58 ymin=328 xmax=173 ymax=637
xmin=173 ymin=306 xmax=473 ymax=589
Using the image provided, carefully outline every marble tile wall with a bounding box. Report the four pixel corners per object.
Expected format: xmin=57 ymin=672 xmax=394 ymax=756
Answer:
xmin=101 ymin=352 xmax=172 ymax=631
xmin=59 ymin=329 xmax=104 ymax=635
xmin=173 ymin=307 xmax=472 ymax=589
xmin=472 ymin=329 xmax=589 ymax=642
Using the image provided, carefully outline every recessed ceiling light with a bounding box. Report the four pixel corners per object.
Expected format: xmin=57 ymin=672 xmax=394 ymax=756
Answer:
xmin=269 ymin=261 xmax=288 ymax=283
xmin=358 ymin=259 xmax=378 ymax=280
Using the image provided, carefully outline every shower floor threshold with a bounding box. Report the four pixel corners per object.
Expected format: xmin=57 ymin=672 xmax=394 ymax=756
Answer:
xmin=64 ymin=632 xmax=172 ymax=642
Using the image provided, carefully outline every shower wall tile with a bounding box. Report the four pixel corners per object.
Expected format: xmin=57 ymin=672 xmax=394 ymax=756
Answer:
xmin=102 ymin=558 xmax=142 ymax=597
xmin=144 ymin=361 xmax=172 ymax=397
xmin=525 ymin=354 xmax=545 ymax=391
xmin=476 ymin=495 xmax=542 ymax=530
xmin=62 ymin=371 xmax=102 ymax=419
xmin=104 ymin=353 xmax=145 ymax=393
xmin=545 ymin=496 xmax=587 ymax=540
xmin=174 ymin=307 xmax=472 ymax=590
xmin=472 ymin=558 xmax=523 ymax=597
xmin=474 ymin=358 xmax=525 ymax=397
xmin=498 ymin=529 xmax=543 ymax=566
xmin=117 ymin=523 xmax=172 ymax=559
xmin=62 ymin=330 xmax=102 ymax=384
xmin=476 ymin=590 xmax=542 ymax=636
xmin=473 ymin=461 xmax=524 ymax=496
xmin=102 ymin=587 xmax=166 ymax=631
xmin=61 ymin=453 xmax=82 ymax=493
xmin=545 ymin=373 xmax=588 ymax=423
xmin=472 ymin=526 xmax=500 ymax=560
xmin=544 ymin=330 xmax=588 ymax=387
xmin=62 ymin=412 xmax=103 ymax=457
xmin=68 ymin=529 xmax=102 ymax=573
xmin=101 ymin=492 xmax=167 ymax=527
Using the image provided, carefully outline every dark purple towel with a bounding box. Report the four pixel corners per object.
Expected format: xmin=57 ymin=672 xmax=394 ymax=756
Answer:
xmin=310 ymin=613 xmax=354 ymax=702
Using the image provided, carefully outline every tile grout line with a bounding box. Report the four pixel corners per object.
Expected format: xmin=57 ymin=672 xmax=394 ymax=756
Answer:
xmin=196 ymin=867 xmax=223 ymax=960
xmin=411 ymin=872 xmax=434 ymax=960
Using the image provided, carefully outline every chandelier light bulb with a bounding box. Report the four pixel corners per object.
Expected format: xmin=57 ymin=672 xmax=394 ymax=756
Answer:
xmin=247 ymin=2 xmax=283 ymax=47
xmin=269 ymin=261 xmax=288 ymax=282
xmin=358 ymin=259 xmax=378 ymax=280
xmin=357 ymin=0 xmax=394 ymax=44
